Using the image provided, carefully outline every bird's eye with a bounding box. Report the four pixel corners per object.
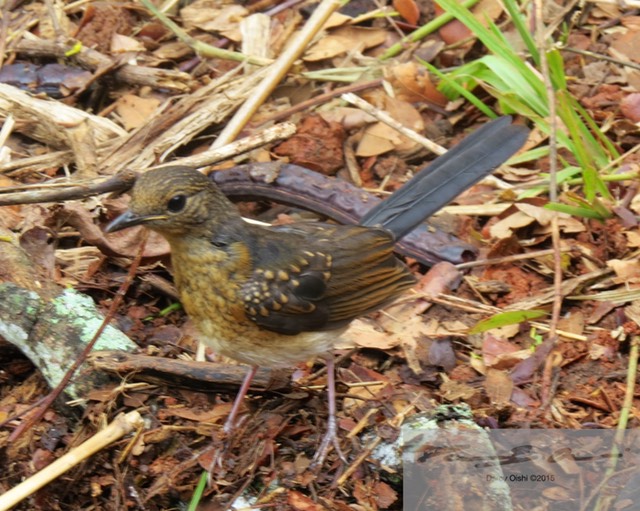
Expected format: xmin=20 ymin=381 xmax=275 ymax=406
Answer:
xmin=167 ymin=194 xmax=187 ymax=213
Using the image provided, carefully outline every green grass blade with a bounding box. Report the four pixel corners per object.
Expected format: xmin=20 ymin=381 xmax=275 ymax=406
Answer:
xmin=469 ymin=310 xmax=548 ymax=334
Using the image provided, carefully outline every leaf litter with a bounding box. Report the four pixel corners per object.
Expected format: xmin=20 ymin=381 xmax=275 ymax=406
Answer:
xmin=0 ymin=0 xmax=640 ymax=509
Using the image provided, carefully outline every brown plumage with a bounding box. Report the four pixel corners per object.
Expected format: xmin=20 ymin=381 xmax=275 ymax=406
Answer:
xmin=106 ymin=116 xmax=529 ymax=467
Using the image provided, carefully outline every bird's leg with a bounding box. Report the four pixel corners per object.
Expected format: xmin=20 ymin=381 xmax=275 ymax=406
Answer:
xmin=311 ymin=356 xmax=347 ymax=468
xmin=223 ymin=365 xmax=258 ymax=434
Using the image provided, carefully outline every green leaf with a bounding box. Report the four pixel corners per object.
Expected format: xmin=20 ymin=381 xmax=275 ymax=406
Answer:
xmin=421 ymin=60 xmax=496 ymax=117
xmin=188 ymin=472 xmax=208 ymax=511
xmin=469 ymin=310 xmax=547 ymax=334
xmin=544 ymin=202 xmax=609 ymax=220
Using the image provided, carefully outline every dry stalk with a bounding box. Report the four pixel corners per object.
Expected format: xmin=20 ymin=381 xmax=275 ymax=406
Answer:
xmin=0 ymin=411 xmax=144 ymax=511
xmin=212 ymin=0 xmax=343 ymax=148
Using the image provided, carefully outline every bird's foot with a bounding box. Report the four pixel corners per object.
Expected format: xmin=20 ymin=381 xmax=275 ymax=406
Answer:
xmin=310 ymin=413 xmax=347 ymax=470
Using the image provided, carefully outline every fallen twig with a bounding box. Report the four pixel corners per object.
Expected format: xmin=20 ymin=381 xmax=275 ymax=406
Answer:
xmin=0 ymin=411 xmax=144 ymax=511
xmin=212 ymin=0 xmax=342 ymax=148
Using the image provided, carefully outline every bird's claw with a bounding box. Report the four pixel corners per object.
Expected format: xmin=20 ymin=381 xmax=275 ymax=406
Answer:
xmin=310 ymin=413 xmax=347 ymax=469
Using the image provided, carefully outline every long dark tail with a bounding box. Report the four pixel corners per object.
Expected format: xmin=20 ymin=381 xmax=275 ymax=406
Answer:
xmin=359 ymin=116 xmax=529 ymax=239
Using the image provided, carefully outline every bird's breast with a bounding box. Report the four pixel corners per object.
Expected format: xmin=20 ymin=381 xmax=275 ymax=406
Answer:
xmin=168 ymin=240 xmax=340 ymax=367
xmin=170 ymin=245 xmax=248 ymax=330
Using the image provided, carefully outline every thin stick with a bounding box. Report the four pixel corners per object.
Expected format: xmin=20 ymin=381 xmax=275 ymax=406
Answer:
xmin=139 ymin=0 xmax=271 ymax=65
xmin=0 ymin=123 xmax=296 ymax=206
xmin=161 ymin=122 xmax=297 ymax=170
xmin=211 ymin=0 xmax=342 ymax=148
xmin=0 ymin=411 xmax=143 ymax=511
xmin=379 ymin=0 xmax=480 ymax=59
xmin=562 ymin=46 xmax=640 ymax=72
xmin=341 ymin=92 xmax=446 ymax=156
xmin=253 ymin=79 xmax=383 ymax=127
xmin=534 ymin=0 xmax=563 ymax=407
xmin=456 ymin=246 xmax=576 ymax=269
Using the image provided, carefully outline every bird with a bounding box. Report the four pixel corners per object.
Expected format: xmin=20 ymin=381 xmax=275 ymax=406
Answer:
xmin=106 ymin=116 xmax=529 ymax=467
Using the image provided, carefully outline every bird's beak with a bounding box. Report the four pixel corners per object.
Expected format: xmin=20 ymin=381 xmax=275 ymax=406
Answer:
xmin=106 ymin=210 xmax=167 ymax=233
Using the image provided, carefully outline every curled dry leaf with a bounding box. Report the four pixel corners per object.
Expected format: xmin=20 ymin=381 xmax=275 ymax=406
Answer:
xmin=345 ymin=262 xmax=463 ymax=352
xmin=303 ymin=26 xmax=387 ymax=61
xmin=435 ymin=0 xmax=503 ymax=45
xmin=356 ymin=95 xmax=424 ymax=156
xmin=490 ymin=204 xmax=585 ymax=239
xmin=607 ymin=258 xmax=640 ymax=282
xmin=482 ymin=333 xmax=528 ymax=370
xmin=180 ymin=2 xmax=248 ymax=41
xmin=386 ymin=62 xmax=448 ymax=106
xmin=489 ymin=210 xmax=535 ymax=239
xmin=319 ymin=106 xmax=376 ymax=130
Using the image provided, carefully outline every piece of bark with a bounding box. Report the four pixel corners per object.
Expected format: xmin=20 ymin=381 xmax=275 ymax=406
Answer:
xmin=0 ymin=282 xmax=137 ymax=400
xmin=89 ymin=350 xmax=291 ymax=393
xmin=14 ymin=39 xmax=193 ymax=93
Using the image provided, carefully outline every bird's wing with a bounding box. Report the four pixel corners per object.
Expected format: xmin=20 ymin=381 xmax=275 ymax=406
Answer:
xmin=239 ymin=223 xmax=415 ymax=334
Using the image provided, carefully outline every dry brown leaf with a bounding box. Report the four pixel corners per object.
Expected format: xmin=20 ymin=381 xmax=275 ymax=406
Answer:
xmin=373 ymin=480 xmax=398 ymax=508
xmin=111 ymin=33 xmax=145 ymax=53
xmin=343 ymin=319 xmax=397 ymax=349
xmin=304 ymin=35 xmax=356 ymax=61
xmin=556 ymin=311 xmax=585 ymax=336
xmin=621 ymin=93 xmax=640 ymax=122
xmin=386 ymin=62 xmax=448 ymax=105
xmin=399 ymin=318 xmax=433 ymax=374
xmin=489 ymin=210 xmax=535 ymax=239
xmin=624 ymin=229 xmax=640 ymax=247
xmin=114 ymin=94 xmax=162 ymax=131
xmin=482 ymin=334 xmax=525 ymax=369
xmin=165 ymin=402 xmax=231 ymax=422
xmin=607 ymin=258 xmax=640 ymax=281
xmin=343 ymin=381 xmax=389 ymax=411
xmin=356 ymin=96 xmax=424 ymax=156
xmin=542 ymin=486 xmax=574 ymax=501
xmin=356 ymin=122 xmax=400 ymax=156
xmin=610 ymin=29 xmax=640 ymax=65
xmin=383 ymin=96 xmax=424 ymax=151
xmin=484 ymin=368 xmax=513 ymax=405
xmin=323 ymin=12 xmax=353 ymax=29
xmin=393 ymin=0 xmax=420 ymax=25
xmin=416 ymin=261 xmax=463 ymax=299
xmin=515 ymin=203 xmax=555 ymax=225
xmin=180 ymin=2 xmax=248 ymax=41
xmin=469 ymin=356 xmax=486 ymax=375
xmin=319 ymin=106 xmax=376 ymax=129
xmin=439 ymin=321 xmax=470 ymax=335
xmin=288 ymin=490 xmax=326 ymax=510
xmin=304 ymin=26 xmax=387 ymax=61
xmin=440 ymin=377 xmax=477 ymax=401
xmin=486 ymin=324 xmax=520 ymax=339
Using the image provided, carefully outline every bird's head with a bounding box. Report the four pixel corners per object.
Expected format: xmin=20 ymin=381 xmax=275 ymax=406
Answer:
xmin=106 ymin=166 xmax=235 ymax=237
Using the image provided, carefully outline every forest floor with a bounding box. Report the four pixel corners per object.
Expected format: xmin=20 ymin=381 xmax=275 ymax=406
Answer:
xmin=1 ymin=0 xmax=640 ymax=510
